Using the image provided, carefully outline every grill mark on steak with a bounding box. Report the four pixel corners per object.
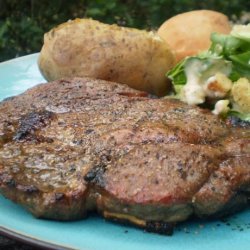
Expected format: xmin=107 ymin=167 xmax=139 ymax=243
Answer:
xmin=84 ymin=162 xmax=107 ymax=188
xmin=146 ymin=221 xmax=175 ymax=235
xmin=14 ymin=110 xmax=55 ymax=142
xmin=0 ymin=77 xmax=249 ymax=235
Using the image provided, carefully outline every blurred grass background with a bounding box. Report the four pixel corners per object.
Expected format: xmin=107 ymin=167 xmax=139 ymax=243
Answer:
xmin=0 ymin=0 xmax=249 ymax=62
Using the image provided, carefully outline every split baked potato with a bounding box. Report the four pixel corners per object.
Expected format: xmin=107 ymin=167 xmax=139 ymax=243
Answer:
xmin=38 ymin=19 xmax=175 ymax=96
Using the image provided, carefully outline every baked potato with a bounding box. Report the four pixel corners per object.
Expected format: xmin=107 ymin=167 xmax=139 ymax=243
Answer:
xmin=38 ymin=19 xmax=175 ymax=96
xmin=157 ymin=10 xmax=232 ymax=62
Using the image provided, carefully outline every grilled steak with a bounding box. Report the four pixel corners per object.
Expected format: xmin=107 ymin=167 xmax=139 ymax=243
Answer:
xmin=0 ymin=77 xmax=249 ymax=235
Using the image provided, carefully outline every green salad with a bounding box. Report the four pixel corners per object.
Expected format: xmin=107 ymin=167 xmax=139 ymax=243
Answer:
xmin=167 ymin=24 xmax=250 ymax=121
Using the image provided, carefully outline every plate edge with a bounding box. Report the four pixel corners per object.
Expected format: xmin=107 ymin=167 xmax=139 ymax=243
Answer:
xmin=0 ymin=226 xmax=77 ymax=250
xmin=0 ymin=53 xmax=40 ymax=66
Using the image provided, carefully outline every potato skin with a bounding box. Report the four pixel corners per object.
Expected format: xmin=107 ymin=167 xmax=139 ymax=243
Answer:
xmin=157 ymin=10 xmax=232 ymax=63
xmin=38 ymin=19 xmax=175 ymax=96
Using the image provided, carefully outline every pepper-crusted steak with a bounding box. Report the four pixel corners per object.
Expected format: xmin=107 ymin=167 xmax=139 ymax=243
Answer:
xmin=0 ymin=77 xmax=249 ymax=235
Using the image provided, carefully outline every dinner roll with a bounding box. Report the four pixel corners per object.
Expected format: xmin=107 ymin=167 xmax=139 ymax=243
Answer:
xmin=157 ymin=10 xmax=232 ymax=62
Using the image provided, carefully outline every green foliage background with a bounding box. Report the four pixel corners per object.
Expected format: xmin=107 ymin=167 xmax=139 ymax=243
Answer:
xmin=0 ymin=0 xmax=249 ymax=62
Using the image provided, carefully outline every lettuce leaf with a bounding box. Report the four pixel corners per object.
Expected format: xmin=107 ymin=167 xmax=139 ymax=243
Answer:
xmin=166 ymin=24 xmax=250 ymax=121
xmin=209 ymin=32 xmax=250 ymax=80
xmin=166 ymin=58 xmax=187 ymax=86
xmin=167 ymin=32 xmax=250 ymax=85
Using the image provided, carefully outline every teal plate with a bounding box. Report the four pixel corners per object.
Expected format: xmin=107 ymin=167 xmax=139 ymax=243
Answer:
xmin=0 ymin=54 xmax=250 ymax=250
